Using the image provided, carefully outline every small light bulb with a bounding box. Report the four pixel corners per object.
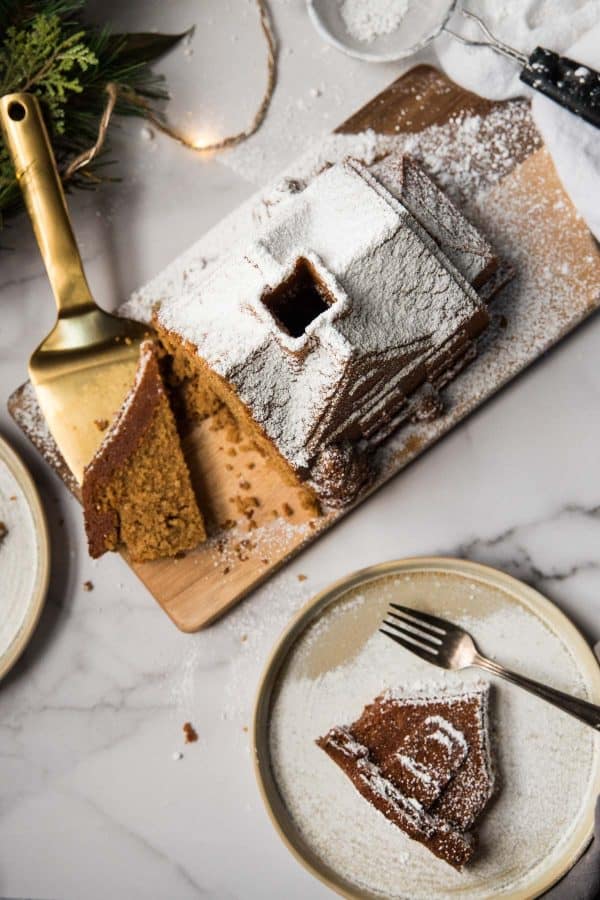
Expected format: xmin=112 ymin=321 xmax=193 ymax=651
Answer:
xmin=191 ymin=127 xmax=219 ymax=151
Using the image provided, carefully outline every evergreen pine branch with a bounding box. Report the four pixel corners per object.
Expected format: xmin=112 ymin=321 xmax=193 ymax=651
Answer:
xmin=0 ymin=0 xmax=187 ymax=232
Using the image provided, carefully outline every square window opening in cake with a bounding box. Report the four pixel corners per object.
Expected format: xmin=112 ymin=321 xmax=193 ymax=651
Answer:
xmin=261 ymin=258 xmax=337 ymax=338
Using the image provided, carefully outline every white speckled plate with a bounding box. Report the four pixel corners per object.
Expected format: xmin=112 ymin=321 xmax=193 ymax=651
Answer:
xmin=254 ymin=558 xmax=600 ymax=899
xmin=0 ymin=435 xmax=49 ymax=680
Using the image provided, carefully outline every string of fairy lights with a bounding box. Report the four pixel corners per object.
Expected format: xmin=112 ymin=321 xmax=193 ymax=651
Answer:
xmin=65 ymin=0 xmax=277 ymax=180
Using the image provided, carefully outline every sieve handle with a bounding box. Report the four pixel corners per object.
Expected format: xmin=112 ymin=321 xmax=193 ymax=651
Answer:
xmin=520 ymin=47 xmax=600 ymax=129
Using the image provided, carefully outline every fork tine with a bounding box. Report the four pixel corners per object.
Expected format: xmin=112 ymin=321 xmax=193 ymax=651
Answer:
xmin=379 ymin=627 xmax=440 ymax=662
xmin=387 ymin=611 xmax=443 ymax=644
xmin=389 ymin=602 xmax=450 ymax=634
xmin=382 ymin=620 xmax=439 ymax=655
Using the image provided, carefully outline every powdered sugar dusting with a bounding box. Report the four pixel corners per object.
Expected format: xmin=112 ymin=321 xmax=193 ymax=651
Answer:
xmin=121 ymin=102 xmax=538 ymax=334
xmin=155 ymin=159 xmax=485 ymax=480
xmin=426 ymin=715 xmax=469 ymax=754
xmin=396 ymin=752 xmax=434 ymax=783
xmin=269 ymin=570 xmax=595 ymax=898
xmin=121 ymin=103 xmax=535 ymax=327
xmin=340 ymin=0 xmax=409 ymax=43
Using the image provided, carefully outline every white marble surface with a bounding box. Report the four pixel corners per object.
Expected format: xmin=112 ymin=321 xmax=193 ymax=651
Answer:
xmin=1 ymin=2 xmax=600 ymax=898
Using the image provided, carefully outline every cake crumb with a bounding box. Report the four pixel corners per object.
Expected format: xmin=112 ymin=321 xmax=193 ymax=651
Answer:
xmin=94 ymin=418 xmax=109 ymax=431
xmin=183 ymin=722 xmax=198 ymax=743
xmin=241 ymin=634 xmax=248 ymax=643
xmin=242 ymin=726 xmax=248 ymax=733
xmin=220 ymin=519 xmax=236 ymax=531
xmin=83 ymin=580 xmax=94 ymax=592
xmin=0 ymin=521 xmax=7 ymax=545
xmin=297 ymin=574 xmax=308 ymax=582
xmin=282 ymin=502 xmax=294 ymax=517
xmin=234 ymin=495 xmax=260 ymax=518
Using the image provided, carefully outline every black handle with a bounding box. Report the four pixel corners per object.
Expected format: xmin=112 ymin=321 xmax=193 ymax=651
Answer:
xmin=520 ymin=47 xmax=600 ymax=129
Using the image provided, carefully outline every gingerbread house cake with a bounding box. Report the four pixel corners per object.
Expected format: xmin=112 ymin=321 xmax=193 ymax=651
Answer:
xmin=155 ymin=159 xmax=499 ymax=508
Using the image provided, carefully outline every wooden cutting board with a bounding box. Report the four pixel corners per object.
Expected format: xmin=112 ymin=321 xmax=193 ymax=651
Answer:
xmin=9 ymin=65 xmax=600 ymax=631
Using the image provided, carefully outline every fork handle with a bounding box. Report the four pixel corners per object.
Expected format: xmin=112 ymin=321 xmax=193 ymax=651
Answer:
xmin=0 ymin=92 xmax=94 ymax=314
xmin=474 ymin=653 xmax=600 ymax=730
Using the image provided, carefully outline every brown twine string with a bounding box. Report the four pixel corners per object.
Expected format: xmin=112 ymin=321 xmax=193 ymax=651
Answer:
xmin=64 ymin=82 xmax=118 ymax=179
xmin=64 ymin=0 xmax=277 ymax=180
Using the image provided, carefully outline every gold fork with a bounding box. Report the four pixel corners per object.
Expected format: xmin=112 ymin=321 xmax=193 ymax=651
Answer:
xmin=381 ymin=602 xmax=600 ymax=729
xmin=0 ymin=93 xmax=150 ymax=485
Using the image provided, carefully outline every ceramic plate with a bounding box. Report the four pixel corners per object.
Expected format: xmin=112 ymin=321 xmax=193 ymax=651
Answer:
xmin=0 ymin=435 xmax=49 ymax=680
xmin=254 ymin=558 xmax=600 ymax=899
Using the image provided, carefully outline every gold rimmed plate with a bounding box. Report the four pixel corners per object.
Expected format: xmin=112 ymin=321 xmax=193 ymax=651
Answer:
xmin=0 ymin=434 xmax=50 ymax=681
xmin=253 ymin=558 xmax=600 ymax=899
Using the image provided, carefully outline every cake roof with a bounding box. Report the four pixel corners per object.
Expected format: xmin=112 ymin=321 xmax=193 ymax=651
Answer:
xmin=157 ymin=161 xmax=486 ymax=470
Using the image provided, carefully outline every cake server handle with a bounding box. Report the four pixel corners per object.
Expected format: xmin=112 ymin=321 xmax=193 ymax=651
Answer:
xmin=0 ymin=92 xmax=95 ymax=315
xmin=474 ymin=653 xmax=600 ymax=730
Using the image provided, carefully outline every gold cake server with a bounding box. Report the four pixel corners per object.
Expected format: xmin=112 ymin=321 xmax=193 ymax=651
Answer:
xmin=0 ymin=92 xmax=150 ymax=485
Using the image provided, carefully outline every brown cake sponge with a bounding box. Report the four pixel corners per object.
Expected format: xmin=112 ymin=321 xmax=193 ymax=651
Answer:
xmin=82 ymin=341 xmax=206 ymax=562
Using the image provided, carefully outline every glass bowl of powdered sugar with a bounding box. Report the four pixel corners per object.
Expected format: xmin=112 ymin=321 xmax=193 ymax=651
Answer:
xmin=307 ymin=0 xmax=457 ymax=63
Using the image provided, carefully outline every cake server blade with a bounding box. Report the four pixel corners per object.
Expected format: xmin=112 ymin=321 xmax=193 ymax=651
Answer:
xmin=0 ymin=93 xmax=151 ymax=486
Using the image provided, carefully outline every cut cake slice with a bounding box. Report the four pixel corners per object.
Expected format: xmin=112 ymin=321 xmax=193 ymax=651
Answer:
xmin=82 ymin=340 xmax=206 ymax=562
xmin=317 ymin=685 xmax=495 ymax=869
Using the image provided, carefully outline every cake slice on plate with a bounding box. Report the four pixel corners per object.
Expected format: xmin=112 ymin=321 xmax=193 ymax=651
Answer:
xmin=82 ymin=340 xmax=206 ymax=562
xmin=317 ymin=684 xmax=495 ymax=869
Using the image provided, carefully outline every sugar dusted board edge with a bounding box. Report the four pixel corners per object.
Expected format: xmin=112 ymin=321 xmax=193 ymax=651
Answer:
xmin=9 ymin=66 xmax=600 ymax=631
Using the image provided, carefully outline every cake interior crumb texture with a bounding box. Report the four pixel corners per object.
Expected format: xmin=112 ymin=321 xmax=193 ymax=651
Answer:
xmin=317 ymin=685 xmax=495 ymax=870
xmin=82 ymin=341 xmax=206 ymax=562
